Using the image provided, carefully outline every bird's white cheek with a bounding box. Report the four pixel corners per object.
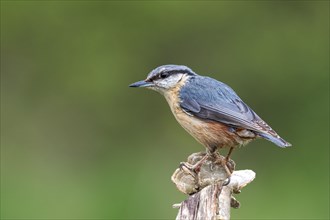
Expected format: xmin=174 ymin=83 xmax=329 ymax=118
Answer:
xmin=159 ymin=81 xmax=170 ymax=88
xmin=162 ymin=74 xmax=184 ymax=89
xmin=147 ymin=85 xmax=165 ymax=94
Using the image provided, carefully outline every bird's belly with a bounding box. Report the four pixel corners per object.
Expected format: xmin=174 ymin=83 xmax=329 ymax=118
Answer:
xmin=172 ymin=106 xmax=246 ymax=150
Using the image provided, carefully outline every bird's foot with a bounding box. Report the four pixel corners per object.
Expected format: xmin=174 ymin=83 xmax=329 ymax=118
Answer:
xmin=180 ymin=152 xmax=233 ymax=186
xmin=179 ymin=162 xmax=197 ymax=177
xmin=173 ymin=151 xmax=236 ymax=194
xmin=179 ymin=154 xmax=209 ymax=175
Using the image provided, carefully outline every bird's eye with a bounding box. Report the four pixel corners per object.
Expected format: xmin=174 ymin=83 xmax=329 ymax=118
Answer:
xmin=160 ymin=72 xmax=169 ymax=79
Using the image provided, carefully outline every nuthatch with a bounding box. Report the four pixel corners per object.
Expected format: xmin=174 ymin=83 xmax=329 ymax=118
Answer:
xmin=129 ymin=65 xmax=291 ymax=171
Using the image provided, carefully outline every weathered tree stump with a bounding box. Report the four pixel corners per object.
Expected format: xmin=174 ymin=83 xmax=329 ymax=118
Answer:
xmin=172 ymin=152 xmax=255 ymax=220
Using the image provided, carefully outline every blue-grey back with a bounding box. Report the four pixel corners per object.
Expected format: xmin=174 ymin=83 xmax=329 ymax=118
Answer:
xmin=179 ymin=75 xmax=262 ymax=131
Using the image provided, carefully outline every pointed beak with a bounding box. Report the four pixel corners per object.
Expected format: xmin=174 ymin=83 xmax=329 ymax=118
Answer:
xmin=129 ymin=80 xmax=154 ymax=88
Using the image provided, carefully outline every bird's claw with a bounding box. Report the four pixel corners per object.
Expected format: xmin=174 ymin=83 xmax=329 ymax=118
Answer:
xmin=222 ymin=177 xmax=231 ymax=186
xmin=179 ymin=162 xmax=197 ymax=177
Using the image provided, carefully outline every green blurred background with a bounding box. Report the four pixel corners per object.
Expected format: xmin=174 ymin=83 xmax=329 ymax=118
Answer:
xmin=1 ymin=1 xmax=329 ymax=219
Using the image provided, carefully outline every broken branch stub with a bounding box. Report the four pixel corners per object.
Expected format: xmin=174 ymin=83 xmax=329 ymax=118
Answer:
xmin=172 ymin=152 xmax=256 ymax=220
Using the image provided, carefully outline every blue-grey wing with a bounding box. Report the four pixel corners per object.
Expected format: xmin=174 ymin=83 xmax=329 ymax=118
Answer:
xmin=179 ymin=76 xmax=291 ymax=148
xmin=180 ymin=76 xmax=266 ymax=132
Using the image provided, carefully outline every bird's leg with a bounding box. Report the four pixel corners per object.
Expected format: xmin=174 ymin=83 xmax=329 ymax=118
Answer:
xmin=212 ymin=147 xmax=234 ymax=186
xmin=224 ymin=147 xmax=235 ymax=174
xmin=226 ymin=147 xmax=234 ymax=162
xmin=213 ymin=147 xmax=235 ymax=179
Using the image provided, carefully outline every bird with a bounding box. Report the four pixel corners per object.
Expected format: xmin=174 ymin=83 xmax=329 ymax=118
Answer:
xmin=129 ymin=64 xmax=291 ymax=173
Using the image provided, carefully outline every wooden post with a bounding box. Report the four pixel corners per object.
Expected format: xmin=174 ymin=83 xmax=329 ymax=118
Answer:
xmin=172 ymin=152 xmax=255 ymax=220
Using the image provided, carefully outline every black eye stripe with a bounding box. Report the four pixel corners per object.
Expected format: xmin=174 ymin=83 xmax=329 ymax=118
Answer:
xmin=149 ymin=72 xmax=169 ymax=81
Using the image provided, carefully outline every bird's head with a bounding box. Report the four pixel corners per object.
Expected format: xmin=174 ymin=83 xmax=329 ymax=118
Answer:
xmin=129 ymin=64 xmax=196 ymax=94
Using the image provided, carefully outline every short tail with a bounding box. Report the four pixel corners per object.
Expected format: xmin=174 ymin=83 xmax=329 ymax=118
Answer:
xmin=257 ymin=132 xmax=292 ymax=148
